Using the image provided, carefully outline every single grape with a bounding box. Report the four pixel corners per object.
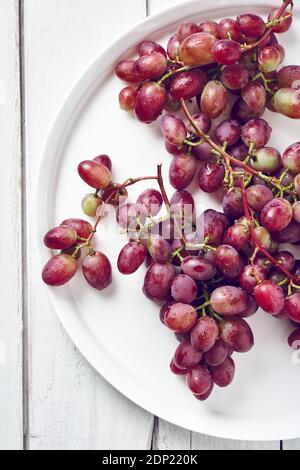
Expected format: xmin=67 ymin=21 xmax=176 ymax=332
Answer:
xmin=169 ymin=70 xmax=207 ymax=100
xmin=164 ymin=94 xmax=181 ymax=113
xmin=81 ymin=193 xmax=102 ymax=217
xmin=198 ymin=20 xmax=218 ymax=37
xmin=143 ymin=262 xmax=176 ymax=302
xmin=223 ymin=188 xmax=243 ymax=219
xmin=137 ymin=188 xmax=163 ymax=216
xmin=241 ymin=118 xmax=272 ymax=149
xmin=236 ymin=14 xmax=265 ymax=39
xmin=119 ymin=86 xmax=138 ymax=111
xmin=191 ymin=317 xmax=219 ymax=353
xmin=173 ymin=340 xmax=202 ymax=370
xmin=277 ymin=65 xmax=300 ymax=89
xmin=223 ymin=223 xmax=250 ymax=250
xmin=179 ymin=32 xmax=217 ymax=66
xmin=211 ymin=357 xmax=235 ymax=388
xmin=93 ymin=155 xmax=112 ymax=172
xmin=215 ymin=245 xmax=243 ymax=279
xmin=160 ymin=113 xmax=187 ymax=148
xmin=61 ymin=219 xmax=92 ymax=240
xmin=164 ymin=303 xmax=197 ymax=333
xmin=240 ymin=295 xmax=259 ymax=318
xmin=78 ymin=160 xmax=112 ymax=189
xmin=169 ymin=154 xmax=197 ymax=190
xmin=177 ymin=22 xmax=200 ymax=42
xmin=273 ymin=88 xmax=300 ymax=119
xmin=241 ymin=81 xmax=266 ymax=111
xmin=165 ymin=141 xmax=185 ymax=156
xmin=217 ymin=18 xmax=242 ymax=42
xmin=272 ymin=220 xmax=300 ymax=244
xmin=246 ymin=185 xmax=273 ymax=211
xmin=212 ymin=39 xmax=241 ymax=65
xmin=44 ymin=226 xmax=77 ymax=250
xmin=239 ymin=265 xmax=266 ymax=294
xmin=254 ymin=280 xmax=285 ymax=315
xmin=167 ymin=34 xmax=180 ymax=60
xmin=187 ymin=113 xmax=212 ymax=135
xmin=198 ymin=162 xmax=225 ymax=193
xmin=135 ymin=82 xmax=167 ymax=123
xmin=135 ymin=52 xmax=168 ymax=80
xmin=160 ymin=300 xmax=175 ymax=324
xmin=253 ymin=226 xmax=272 ymax=250
xmin=221 ymin=64 xmax=249 ymax=90
xmin=186 ymin=364 xmax=212 ymax=396
xmin=174 ymin=330 xmax=191 ymax=343
xmin=268 ymin=8 xmax=293 ymax=33
xmin=258 ymin=45 xmax=285 ymax=73
xmin=200 ymin=80 xmax=228 ymax=118
xmin=288 ymin=329 xmax=300 ymax=349
xmin=117 ymin=242 xmax=147 ymax=275
xmin=170 ymin=190 xmax=195 ymax=218
xmin=220 ymin=318 xmax=254 ymax=353
xmin=193 ymin=382 xmax=214 ymax=401
xmin=192 ymin=142 xmax=214 ymax=161
xmin=198 ymin=209 xmax=227 ymax=245
xmin=295 ymin=174 xmax=300 ymax=198
xmin=211 ymin=285 xmax=249 ymax=315
xmin=82 ymin=252 xmax=112 ymax=291
xmin=204 ymin=339 xmax=228 ymax=367
xmin=275 ymin=251 xmax=296 ymax=272
xmin=101 ymin=186 xmax=128 ymax=207
xmin=138 ymin=40 xmax=167 ymax=57
xmin=285 ymin=294 xmax=300 ymax=323
xmin=181 ymin=256 xmax=217 ymax=282
xmin=42 ymin=254 xmax=78 ymax=287
xmin=282 ymin=142 xmax=300 ymax=174
xmin=231 ymin=98 xmax=265 ymax=125
xmin=215 ymin=119 xmax=241 ymax=146
xmin=147 ymin=235 xmax=172 ymax=263
xmin=115 ymin=60 xmax=141 ymax=83
xmin=116 ymin=203 xmax=148 ymax=230
xmin=170 ymin=360 xmax=188 ymax=376
xmin=261 ymin=198 xmax=293 ymax=232
xmin=229 ymin=141 xmax=249 ymax=161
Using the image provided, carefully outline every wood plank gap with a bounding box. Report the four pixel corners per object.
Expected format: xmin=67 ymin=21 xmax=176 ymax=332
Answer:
xmin=146 ymin=0 xmax=150 ymax=17
xmin=151 ymin=416 xmax=159 ymax=449
xmin=18 ymin=0 xmax=29 ymax=451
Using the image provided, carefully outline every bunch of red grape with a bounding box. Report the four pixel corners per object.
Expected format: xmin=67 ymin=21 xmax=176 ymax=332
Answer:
xmin=42 ymin=0 xmax=300 ymax=401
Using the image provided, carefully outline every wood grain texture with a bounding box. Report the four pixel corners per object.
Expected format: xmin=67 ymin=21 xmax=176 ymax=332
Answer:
xmin=0 ymin=0 xmax=23 ymax=451
xmin=24 ymin=0 xmax=153 ymax=450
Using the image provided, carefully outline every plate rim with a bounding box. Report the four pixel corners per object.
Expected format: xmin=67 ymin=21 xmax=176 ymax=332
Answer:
xmin=36 ymin=0 xmax=300 ymax=442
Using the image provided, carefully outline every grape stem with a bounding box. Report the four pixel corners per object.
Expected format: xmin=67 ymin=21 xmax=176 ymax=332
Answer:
xmin=157 ymin=164 xmax=171 ymax=210
xmin=180 ymin=98 xmax=296 ymax=196
xmin=241 ymin=0 xmax=294 ymax=52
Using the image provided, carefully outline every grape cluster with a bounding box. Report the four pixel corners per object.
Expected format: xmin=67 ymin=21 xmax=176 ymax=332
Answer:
xmin=42 ymin=0 xmax=300 ymax=401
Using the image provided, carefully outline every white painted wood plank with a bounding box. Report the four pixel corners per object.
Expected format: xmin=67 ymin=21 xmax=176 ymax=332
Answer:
xmin=0 ymin=0 xmax=23 ymax=451
xmin=283 ymin=440 xmax=300 ymax=450
xmin=153 ymin=419 xmax=190 ymax=451
xmin=24 ymin=0 xmax=154 ymax=450
xmin=148 ymin=0 xmax=280 ymax=450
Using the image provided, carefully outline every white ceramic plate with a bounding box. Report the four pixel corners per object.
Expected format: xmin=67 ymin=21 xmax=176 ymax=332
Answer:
xmin=37 ymin=0 xmax=300 ymax=441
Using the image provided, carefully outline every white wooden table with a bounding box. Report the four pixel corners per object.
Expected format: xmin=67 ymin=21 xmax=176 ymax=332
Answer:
xmin=0 ymin=0 xmax=299 ymax=450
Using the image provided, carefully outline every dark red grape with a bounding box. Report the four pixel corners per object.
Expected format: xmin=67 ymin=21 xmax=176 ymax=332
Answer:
xmin=198 ymin=162 xmax=225 ymax=193
xmin=169 ymin=154 xmax=197 ymax=190
xmin=164 ymin=303 xmax=197 ymax=333
xmin=187 ymin=113 xmax=212 ymax=135
xmin=186 ymin=364 xmax=212 ymax=395
xmin=201 ymin=80 xmax=228 ymax=118
xmin=220 ymin=318 xmax=254 ymax=353
xmin=191 ymin=317 xmax=219 ymax=353
xmin=169 ymin=70 xmax=207 ymax=100
xmin=138 ymin=40 xmax=167 ymax=57
xmin=82 ymin=252 xmax=112 ymax=291
xmin=223 ymin=188 xmax=243 ymax=219
xmin=170 ymin=190 xmax=194 ymax=217
xmin=143 ymin=262 xmax=176 ymax=302
xmin=192 ymin=142 xmax=214 ymax=161
xmin=117 ymin=242 xmax=147 ymax=275
xmin=147 ymin=235 xmax=172 ymax=263
xmin=211 ymin=357 xmax=235 ymax=387
xmin=285 ymin=294 xmax=300 ymax=323
xmin=261 ymin=198 xmax=293 ymax=232
xmin=204 ymin=339 xmax=228 ymax=367
xmin=197 ymin=209 xmax=226 ymax=244
xmin=240 ymin=295 xmax=259 ymax=318
xmin=211 ymin=285 xmax=249 ymax=315
xmin=239 ymin=265 xmax=266 ymax=294
xmin=288 ymin=329 xmax=300 ymax=349
xmin=116 ymin=60 xmax=141 ymax=83
xmin=229 ymin=141 xmax=248 ymax=161
xmin=223 ymin=223 xmax=249 ymax=250
xmin=217 ymin=18 xmax=242 ymax=42
xmin=241 ymin=81 xmax=266 ymax=111
xmin=78 ymin=160 xmax=112 ymax=189
xmin=215 ymin=119 xmax=241 ymax=146
xmin=181 ymin=256 xmax=217 ymax=282
xmin=231 ymin=98 xmax=265 ymax=125
xmin=62 ymin=219 xmax=93 ymax=240
xmin=236 ymin=14 xmax=265 ymax=39
xmin=179 ymin=33 xmax=216 ymax=66
xmin=193 ymin=382 xmax=214 ymax=401
xmin=44 ymin=226 xmax=77 ymax=250
xmin=254 ymin=280 xmax=285 ymax=315
xmin=221 ymin=64 xmax=249 ymax=90
xmin=161 ymin=113 xmax=187 ymax=148
xmin=170 ymin=360 xmax=188 ymax=376
xmin=135 ymin=82 xmax=167 ymax=123
xmin=135 ymin=52 xmax=167 ymax=80
xmin=173 ymin=340 xmax=202 ymax=370
xmin=119 ymin=86 xmax=138 ymax=111
xmin=275 ymin=251 xmax=295 ymax=272
xmin=241 ymin=118 xmax=272 ymax=149
xmin=246 ymin=184 xmax=273 ymax=211
xmin=137 ymin=188 xmax=163 ymax=216
xmin=212 ymin=39 xmax=241 ymax=65
xmin=93 ymin=155 xmax=112 ymax=172
xmin=214 ymin=245 xmax=243 ymax=279
xmin=272 ymin=220 xmax=300 ymax=244
xmin=42 ymin=254 xmax=78 ymax=287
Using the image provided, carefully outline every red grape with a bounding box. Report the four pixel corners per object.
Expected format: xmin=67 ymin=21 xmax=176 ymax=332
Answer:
xmin=147 ymin=235 xmax=172 ymax=263
xmin=167 ymin=34 xmax=180 ymax=60
xmin=198 ymin=162 xmax=225 ymax=193
xmin=117 ymin=242 xmax=147 ymax=275
xmin=93 ymin=155 xmax=112 ymax=172
xmin=261 ymin=198 xmax=293 ymax=232
xmin=78 ymin=160 xmax=112 ymax=189
xmin=135 ymin=82 xmax=167 ymax=123
xmin=236 ymin=14 xmax=266 ymax=39
xmin=193 ymin=382 xmax=214 ymax=401
xmin=220 ymin=318 xmax=254 ymax=353
xmin=285 ymin=294 xmax=300 ymax=323
xmin=197 ymin=209 xmax=226 ymax=245
xmin=186 ymin=364 xmax=212 ymax=396
xmin=181 ymin=256 xmax=217 ymax=282
xmin=119 ymin=86 xmax=138 ymax=111
xmin=273 ymin=88 xmax=300 ymax=119
xmin=277 ymin=65 xmax=300 ymax=89
xmin=288 ymin=329 xmax=300 ymax=349
xmin=223 ymin=187 xmax=243 ymax=219
xmin=169 ymin=70 xmax=207 ymax=100
xmin=211 ymin=285 xmax=249 ymax=316
xmin=221 ymin=64 xmax=249 ymax=90
xmin=258 ymin=45 xmax=284 ymax=73
xmin=231 ymin=98 xmax=265 ymax=125
xmin=240 ymin=295 xmax=259 ymax=318
xmin=215 ymin=119 xmax=241 ymax=146
xmin=179 ymin=33 xmax=216 ymax=66
xmin=171 ymin=275 xmax=197 ymax=304
xmin=223 ymin=223 xmax=250 ymax=250
xmin=160 ymin=113 xmax=187 ymax=148
xmin=241 ymin=118 xmax=271 ymax=149
xmin=135 ymin=52 xmax=168 ymax=80
xmin=164 ymin=303 xmax=197 ymax=333
xmin=82 ymin=252 xmax=112 ymax=291
xmin=187 ymin=113 xmax=212 ymax=135
xmin=169 ymin=154 xmax=197 ymax=190
xmin=192 ymin=142 xmax=214 ymax=161
xmin=282 ymin=142 xmax=300 ymax=174
xmin=204 ymin=339 xmax=228 ymax=367
xmin=170 ymin=360 xmax=188 ymax=376
xmin=275 ymin=251 xmax=295 ymax=271
xmin=191 ymin=317 xmax=219 ymax=353
xmin=138 ymin=40 xmax=167 ymax=57
xmin=61 ymin=219 xmax=92 ymax=240
xmin=137 ymin=188 xmax=163 ymax=216
xmin=143 ymin=262 xmax=176 ymax=302
xmin=211 ymin=357 xmax=235 ymax=387
xmin=170 ymin=190 xmax=194 ymax=217
xmin=42 ymin=254 xmax=78 ymax=287
xmin=116 ymin=203 xmax=147 ymax=230
xmin=212 ymin=39 xmax=241 ymax=65
xmin=173 ymin=340 xmax=202 ymax=370
xmin=241 ymin=81 xmax=266 ymax=111
xmin=44 ymin=226 xmax=77 ymax=250
xmin=214 ymin=245 xmax=243 ymax=279
xmin=272 ymin=220 xmax=300 ymax=244
xmin=268 ymin=8 xmax=293 ymax=33
xmin=177 ymin=22 xmax=200 ymax=42
xmin=254 ymin=280 xmax=285 ymax=315
xmin=239 ymin=265 xmax=266 ymax=294
xmin=201 ymin=80 xmax=228 ymax=118
xmin=198 ymin=21 xmax=218 ymax=37
xmin=229 ymin=141 xmax=249 ymax=161
xmin=115 ymin=60 xmax=141 ymax=83
xmin=246 ymin=184 xmax=273 ymax=211
xmin=217 ymin=18 xmax=242 ymax=42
